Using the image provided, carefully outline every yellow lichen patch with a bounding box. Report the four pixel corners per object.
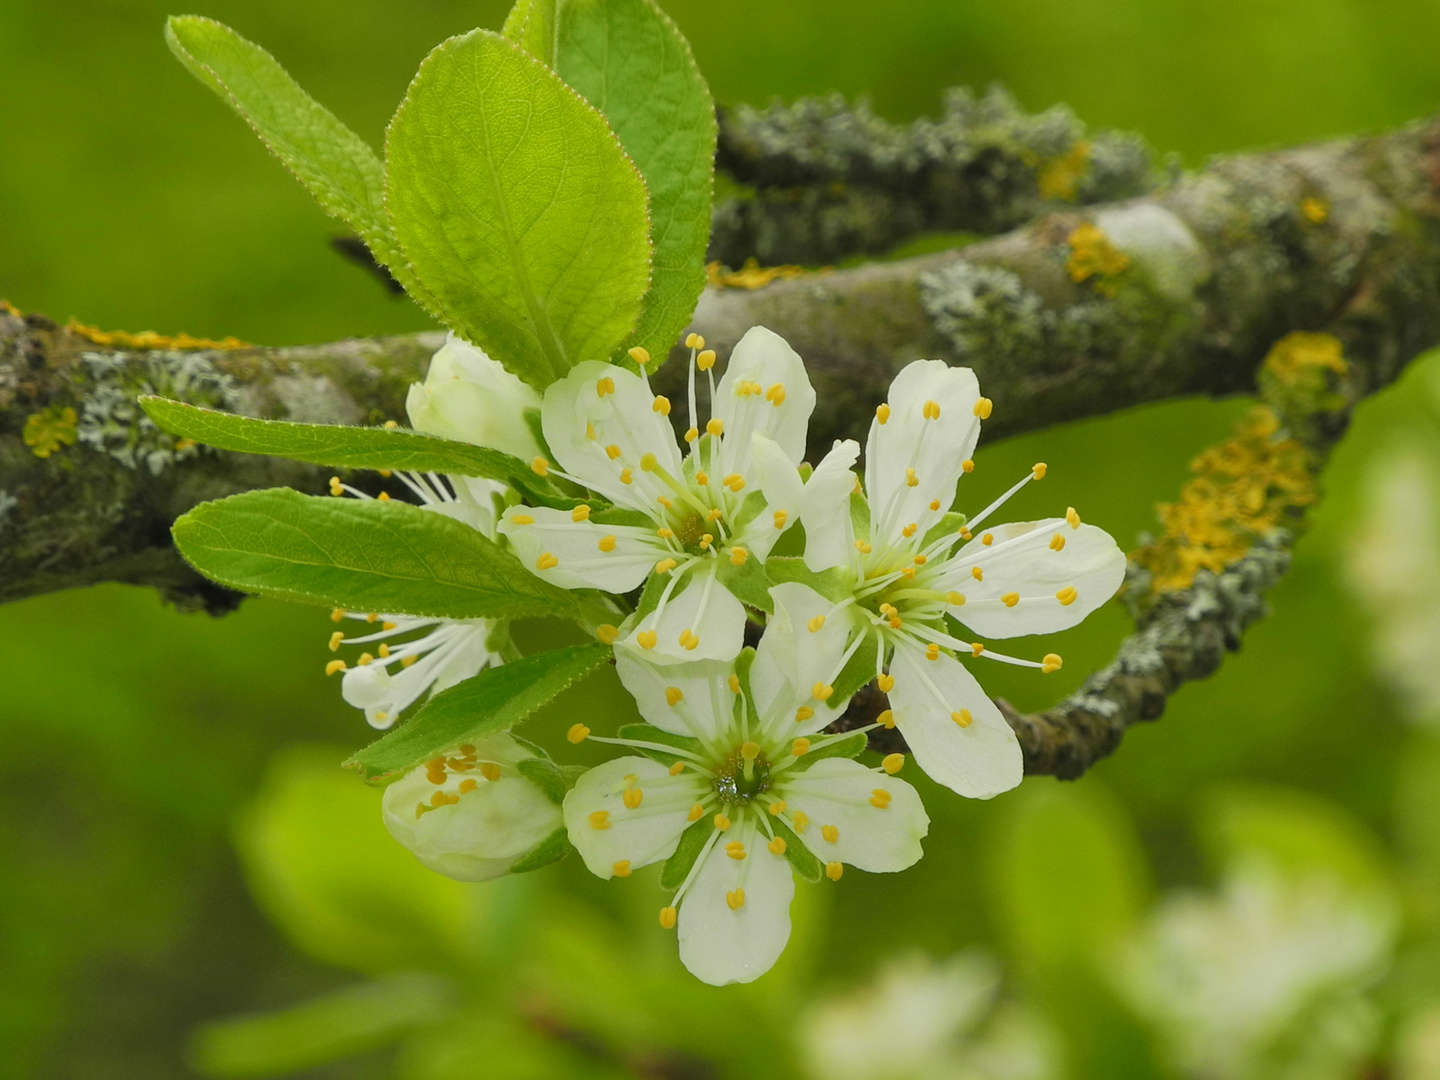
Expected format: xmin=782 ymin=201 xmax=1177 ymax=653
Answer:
xmin=1300 ymin=197 xmax=1328 ymax=224
xmin=23 ymin=405 xmax=78 ymax=458
xmin=1258 ymin=332 xmax=1350 ymax=430
xmin=66 ymin=320 xmax=248 ymax=350
xmin=1065 ymin=222 xmax=1129 ymax=296
xmin=1132 ymin=405 xmax=1317 ymax=592
xmin=706 ymin=259 xmax=818 ymax=290
xmin=1037 ymin=140 xmax=1091 ymax=201
xmin=1 ymin=299 xmax=22 ymax=318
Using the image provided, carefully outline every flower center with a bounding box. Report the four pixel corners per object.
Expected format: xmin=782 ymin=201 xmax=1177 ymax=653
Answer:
xmin=712 ymin=746 xmax=772 ymax=804
xmin=672 ymin=510 xmax=708 ymax=549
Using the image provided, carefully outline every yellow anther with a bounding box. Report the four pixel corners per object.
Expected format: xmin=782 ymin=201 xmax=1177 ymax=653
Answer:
xmin=378 ymin=644 xmax=391 ymax=659
xmin=870 ymin=788 xmax=892 ymax=808
xmin=571 ymin=505 xmax=591 ymax=522
xmin=889 ymin=617 xmax=903 ymax=629
xmin=665 ymin=686 xmax=684 ymax=706
xmin=763 ymin=382 xmax=787 ymax=406
xmin=773 ymin=510 xmax=788 ymax=529
xmin=670 ymin=761 xmax=686 ymax=776
xmin=902 ymin=523 xmax=917 ymax=538
xmin=1032 ymin=462 xmax=1048 ymax=480
xmin=901 ymin=566 xmax=916 ymax=580
xmin=597 ymin=624 xmax=620 ymax=644
xmin=962 ymin=458 xmax=975 ymax=473
xmin=1057 ymin=587 xmax=1078 ymax=606
xmin=586 ymin=421 xmax=596 ymax=440
xmin=960 ymin=528 xmax=973 ymax=541
xmin=377 ymin=491 xmax=391 ymax=502
xmin=741 ymin=741 xmax=761 ymax=760
xmin=402 ymin=655 xmax=418 ymax=668
xmin=1002 ymin=592 xmax=1020 ymax=607
xmin=480 ymin=762 xmax=501 ymax=782
xmin=329 ymin=631 xmax=344 ymax=651
xmin=531 ymin=456 xmax=549 ymax=476
xmin=688 ymin=803 xmax=705 ymax=822
xmin=982 ymin=533 xmax=994 ymax=546
xmin=684 ymin=426 xmax=699 ymax=443
xmin=876 ymin=403 xmax=891 ymax=424
xmin=685 ymin=332 xmax=703 ymax=349
xmin=589 ymin=811 xmax=611 ymax=830
xmin=826 ymin=862 xmax=844 ymax=881
xmin=792 ymin=737 xmax=811 ymax=756
xmin=812 ymin=682 xmax=834 ymax=701
xmin=822 ymin=824 xmax=839 ymax=843
xmin=623 ymin=786 xmax=644 ymax=809
xmin=653 ymin=394 xmax=671 ymax=415
xmin=882 ymin=753 xmax=905 ymax=775
xmin=613 ymin=860 xmax=633 ymax=878
xmin=946 ymin=591 xmax=966 ymax=606
xmin=620 ymin=468 xmax=633 ymax=484
xmin=855 ymin=540 xmax=872 ymax=553
xmin=728 ymin=673 xmax=740 ymax=694
xmin=430 ymin=790 xmax=456 ymax=808
xmin=877 ymin=673 xmax=895 ymax=693
xmin=768 ymin=800 xmax=787 ymax=815
xmin=657 ymin=527 xmax=674 ymax=539
xmin=768 ymin=836 xmax=787 ymax=855
xmin=605 ymin=443 xmax=622 ymax=460
xmin=328 ymin=476 xmax=343 ymax=496
xmin=807 ymin=614 xmax=826 ymax=633
xmin=638 ymin=630 xmax=658 ymax=649
xmin=972 ymin=566 xmax=984 ymax=581
xmin=697 ymin=349 xmax=716 ymax=371
xmin=706 ymin=418 xmax=724 ymax=437
xmin=596 ymin=376 xmax=615 ymax=397
xmin=660 ymin=906 xmax=678 ymax=928
xmin=792 ymin=811 xmax=810 ymax=832
xmin=598 ymin=535 xmax=617 ymax=552
xmin=628 ymin=346 xmax=651 ymax=367
xmin=795 ymin=706 xmax=815 ymax=722
xmin=458 ymin=779 xmax=478 ymax=793
xmin=1066 ymin=506 xmax=1081 ymax=528
xmin=367 ymin=613 xmax=379 ymax=623
xmin=382 ymin=420 xmax=398 ymax=430
xmin=1042 ymin=653 xmax=1064 ymax=673
xmin=914 ymin=554 xmax=927 ymax=566
xmin=922 ymin=399 xmax=941 ymax=420
xmin=905 ymin=467 xmax=919 ymax=487
xmin=331 ymin=608 xmax=345 ymax=622
xmin=723 ymin=473 xmax=745 ymax=492
xmin=694 ymin=470 xmax=709 ymax=486
xmin=325 ymin=659 xmax=347 ymax=676
xmin=382 ymin=621 xmax=397 ymax=631
xmin=679 ymin=629 xmax=700 ymax=651
xmin=877 ymin=709 xmax=895 ymax=728
xmin=971 ymin=642 xmax=985 ymax=657
xmin=536 ymin=552 xmax=559 ymax=570
xmin=725 ymin=841 xmax=747 ymax=861
xmin=714 ymin=813 xmax=731 ymax=831
xmin=1050 ymin=533 xmax=1066 ymax=551
xmin=730 ymin=546 xmax=748 ymax=566
xmin=925 ymin=643 xmax=940 ymax=661
xmin=953 ymin=709 xmax=973 ymax=728
xmin=726 ymin=888 xmax=745 ymax=910
xmin=879 ymin=603 xmax=895 ymax=615
xmin=973 ymin=397 xmax=993 ymax=419
xmin=655 ymin=557 xmax=678 ymax=574
xmin=640 ymin=452 xmax=658 ymax=472
xmin=567 ymin=723 xmax=590 ymax=743
xmin=930 ymin=499 xmax=942 ymax=511
xmin=358 ymin=652 xmax=374 ymax=666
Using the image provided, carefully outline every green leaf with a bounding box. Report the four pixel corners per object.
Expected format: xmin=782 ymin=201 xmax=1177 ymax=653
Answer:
xmin=715 ymin=555 xmax=775 ymax=613
xmin=617 ymin=722 xmax=701 ymax=766
xmin=517 ymin=757 xmax=569 ymax=805
xmin=660 ymin=816 xmax=712 ymax=889
xmin=503 ymin=0 xmax=559 ymax=63
xmin=173 ymin=488 xmax=576 ymax=621
xmin=385 ymin=30 xmax=652 ymax=391
xmin=510 ymin=826 xmax=573 ymax=873
xmin=849 ymin=489 xmax=871 ymax=540
xmin=551 ymin=0 xmax=715 ymax=363
xmin=163 ymin=17 xmax=430 ymax=307
xmin=789 ymin=731 xmax=868 ymax=772
xmin=771 ymin=817 xmax=822 ymax=883
xmin=347 ymin=644 xmax=611 ymax=779
xmin=921 ymin=511 xmax=967 ymax=550
xmin=766 ymin=557 xmax=854 ymax=604
xmin=189 ymin=974 xmax=456 ymax=1077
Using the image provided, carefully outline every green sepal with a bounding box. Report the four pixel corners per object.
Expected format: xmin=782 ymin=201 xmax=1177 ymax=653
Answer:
xmin=517 ymin=757 xmax=569 ymax=805
xmin=560 ymin=765 xmax=590 ymax=788
xmin=849 ymin=489 xmax=871 ymax=540
xmin=921 ymin=511 xmax=967 ymax=551
xmin=632 ymin=568 xmax=670 ymax=622
xmin=616 ymin=723 xmax=700 ymax=767
xmin=510 ymin=826 xmax=573 ymax=874
xmin=346 ymin=644 xmax=610 ymax=779
xmin=590 ymin=506 xmax=654 ymax=528
xmin=728 ymin=490 xmax=768 ymax=534
xmin=831 ymin=630 xmax=880 ymax=706
xmin=660 ymin=816 xmax=712 ymax=890
xmin=770 ymin=817 xmax=822 ymax=883
xmin=715 ymin=555 xmax=775 ymax=614
xmin=768 ymin=521 xmax=807 ymax=558
xmin=789 ymin=731 xmax=869 ymax=773
xmin=765 ymin=556 xmax=854 ymax=604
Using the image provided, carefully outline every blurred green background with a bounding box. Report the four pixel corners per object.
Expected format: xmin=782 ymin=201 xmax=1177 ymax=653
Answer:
xmin=5 ymin=1 xmax=1440 ymax=1077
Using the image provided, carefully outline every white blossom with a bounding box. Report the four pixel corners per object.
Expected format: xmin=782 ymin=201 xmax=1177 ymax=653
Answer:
xmin=404 ymin=332 xmax=543 ymax=462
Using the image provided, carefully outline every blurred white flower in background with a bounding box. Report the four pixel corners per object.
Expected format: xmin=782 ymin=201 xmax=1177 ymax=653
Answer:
xmin=800 ymin=950 xmax=1058 ymax=1080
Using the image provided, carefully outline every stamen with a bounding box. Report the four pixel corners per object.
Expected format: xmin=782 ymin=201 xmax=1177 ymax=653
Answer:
xmin=638 ymin=630 xmax=658 ymax=649
xmin=688 ymin=803 xmax=705 ymax=821
xmin=480 ymin=762 xmax=501 ymax=782
xmin=973 ymin=397 xmax=993 ymax=418
xmin=697 ymin=349 xmax=716 ymax=371
xmin=725 ymin=841 xmax=747 ymax=861
xmin=653 ymin=395 xmax=671 ymax=415
xmin=768 ymin=800 xmax=787 ymax=815
xmin=706 ymin=418 xmax=724 ymax=437
xmin=670 ymin=761 xmax=686 ymax=775
xmin=1001 ymin=592 xmax=1019 ymax=607
xmin=1057 ymin=587 xmax=1078 ymax=606
xmin=726 ymin=888 xmax=745 ymax=910
xmin=972 ymin=567 xmax=983 ymax=580
xmin=613 ymin=859 xmax=633 ymax=877
xmin=877 ymin=709 xmax=895 ymax=728
xmin=971 ymin=642 xmax=985 ymax=656
xmin=773 ymin=510 xmax=788 ymax=529
xmin=826 ymin=862 xmax=844 ymax=881
xmin=655 ymin=558 xmax=678 ymax=574
xmin=1050 ymin=533 xmax=1066 ymax=551
xmin=795 ymin=706 xmax=814 ymax=722
xmin=571 ymin=505 xmax=591 ymax=522
xmin=536 ymin=552 xmax=559 ymax=570
xmin=1042 ymin=653 xmax=1063 ymax=673
xmin=882 ymin=753 xmax=905 ymax=774
xmin=982 ymin=533 xmax=994 ymax=545
xmin=331 ymin=608 xmax=345 ymax=622
xmin=685 ymin=427 xmax=699 ymax=443
xmin=905 ymin=467 xmax=919 ymax=487
xmin=619 ymin=468 xmax=633 ymax=484
xmin=765 ymin=383 xmax=786 ymax=406
xmin=952 ymin=709 xmax=972 ymax=727
xmin=325 ymin=660 xmax=346 ymax=675
xmin=532 ymin=456 xmax=549 ymax=476
xmin=329 ymin=631 xmax=344 ymax=651
xmin=792 ymin=737 xmax=811 ymax=756
xmin=876 ymin=403 xmax=891 ymax=424
xmin=597 ymin=624 xmax=620 ymax=644
xmin=946 ymin=591 xmax=966 ymax=606
xmin=925 ymin=643 xmax=940 ymax=661
xmin=1067 ymin=506 xmax=1081 ymax=528
xmin=665 ymin=686 xmax=684 ymax=706
xmin=713 ymin=813 xmax=731 ymax=831
xmin=728 ymin=674 xmax=740 ymax=693
xmin=768 ymin=836 xmax=787 ymax=854
xmin=922 ymin=400 xmax=940 ymax=420
xmin=568 ymin=723 xmax=590 ymax=743
xmin=605 ymin=444 xmax=622 ymax=460
xmin=1032 ymin=462 xmax=1048 ymax=479
xmin=623 ymin=787 xmax=644 ymax=809
xmin=812 ymin=682 xmax=834 ymax=701
xmin=870 ymin=788 xmax=892 ymax=808
xmin=877 ymin=674 xmax=894 ymax=692
xmin=598 ymin=535 xmax=617 ymax=552
xmin=821 ymin=824 xmax=839 ymax=843
xmin=962 ymin=459 xmax=975 ymax=473
xmin=596 ymin=377 xmax=615 ymax=397
xmin=807 ymin=614 xmax=826 ymax=632
xmin=589 ymin=811 xmax=611 ymax=830
xmin=729 ymin=546 xmax=748 ymax=565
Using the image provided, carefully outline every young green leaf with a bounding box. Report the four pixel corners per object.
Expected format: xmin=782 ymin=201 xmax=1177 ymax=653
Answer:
xmin=551 ymin=0 xmax=716 ymax=363
xmin=502 ymin=0 xmax=559 ymax=64
xmin=616 ymin=722 xmax=701 ymax=766
xmin=788 ymin=731 xmax=869 ymax=773
xmin=510 ymin=827 xmax=574 ymax=873
xmin=163 ymin=17 xmax=431 ymax=306
xmin=660 ymin=816 xmax=713 ymax=889
xmin=385 ymin=30 xmax=652 ymax=391
xmin=173 ymin=488 xmax=577 ymax=620
xmin=346 ymin=643 xmax=610 ymax=778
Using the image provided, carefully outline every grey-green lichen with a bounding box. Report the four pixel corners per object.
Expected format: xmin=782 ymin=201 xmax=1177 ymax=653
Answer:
xmin=711 ymin=86 xmax=1159 ymax=267
xmin=0 ymin=488 xmax=16 ymax=531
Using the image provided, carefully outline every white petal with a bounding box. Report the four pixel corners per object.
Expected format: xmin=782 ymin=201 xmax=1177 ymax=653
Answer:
xmin=498 ymin=505 xmax=665 ymax=592
xmin=888 ymin=642 xmax=1022 ymax=799
xmin=712 ymin=326 xmax=816 ymax=479
xmin=406 ymin=333 xmax=544 ymax=461
xmin=627 ymin=561 xmax=747 ymax=664
xmin=751 ymin=433 xmax=803 ymax=534
xmin=563 ymin=757 xmax=701 ymax=878
xmin=752 ymin=582 xmax=858 ymax=738
xmin=613 ymin=647 xmax=738 ymax=744
xmin=864 ymin=361 xmax=982 ymax=545
xmin=678 ymin=816 xmax=795 ymax=985
xmin=781 ymin=757 xmax=928 ymax=872
xmin=541 ymin=360 xmax=683 ymax=511
xmin=938 ymin=519 xmax=1126 ymax=638
xmin=382 ymin=736 xmax=562 ymax=882
xmin=800 ymin=439 xmax=861 ymax=572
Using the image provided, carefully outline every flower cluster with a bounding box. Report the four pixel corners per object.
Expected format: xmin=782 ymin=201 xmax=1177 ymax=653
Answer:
xmin=334 ymin=327 xmax=1126 ymax=985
